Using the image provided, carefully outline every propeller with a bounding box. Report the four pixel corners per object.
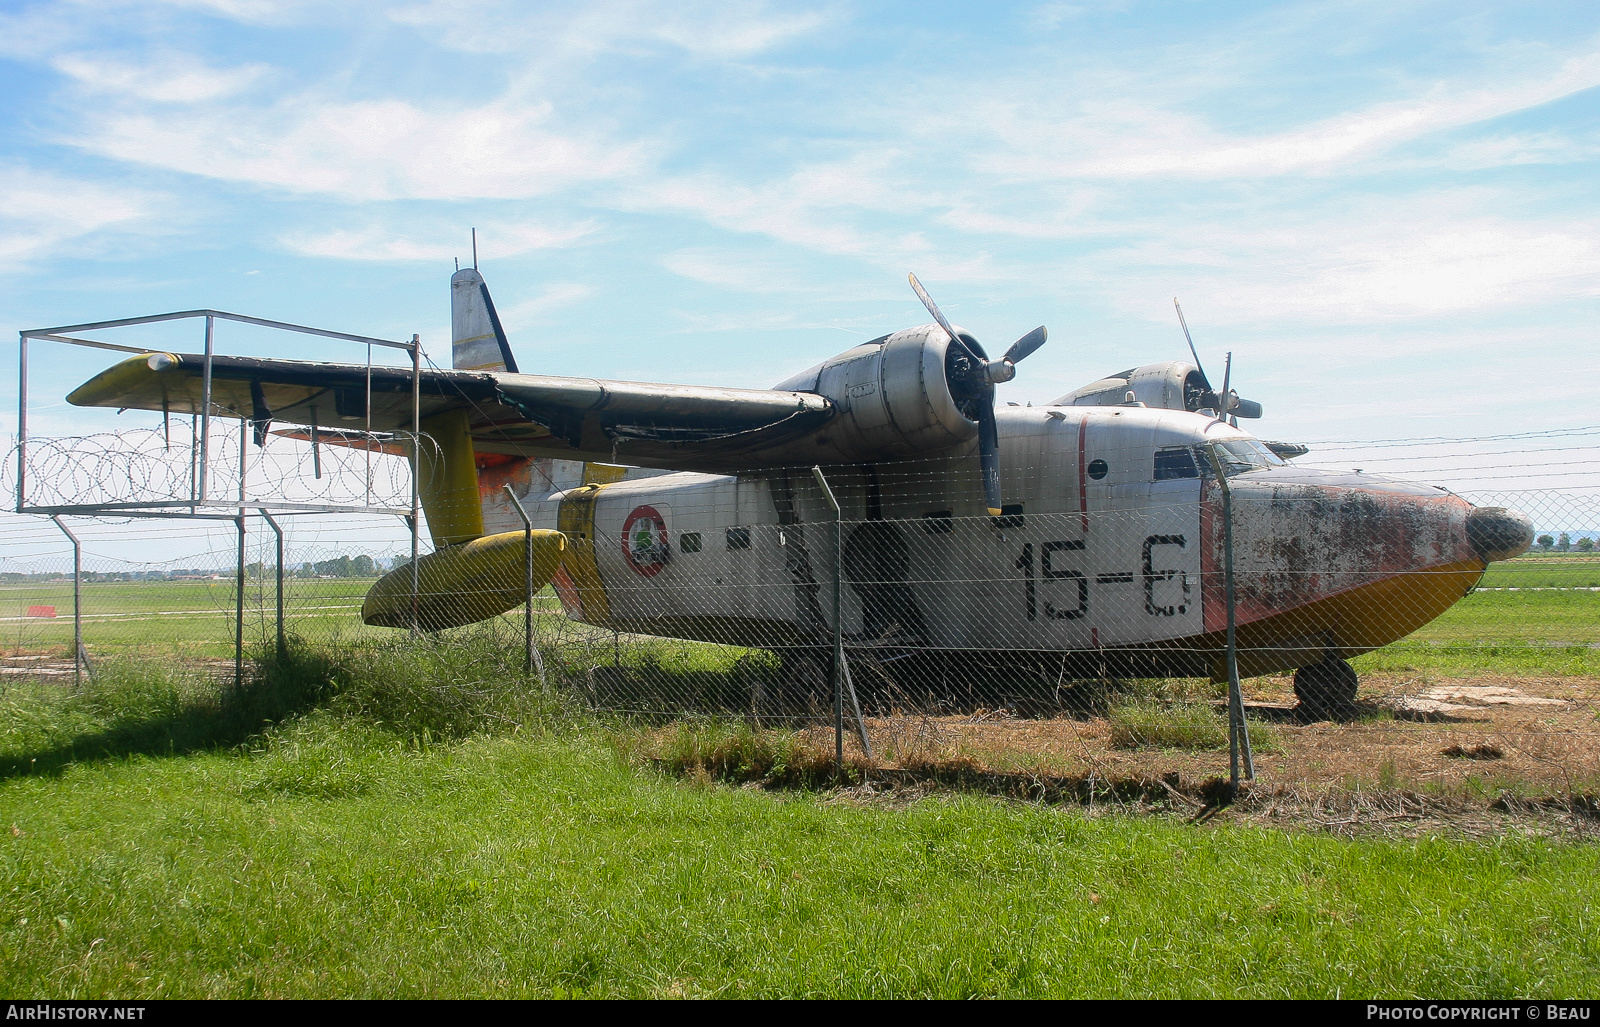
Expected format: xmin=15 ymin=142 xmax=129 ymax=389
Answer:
xmin=1173 ymin=298 xmax=1262 ymax=421
xmin=909 ymin=273 xmax=1047 ymax=516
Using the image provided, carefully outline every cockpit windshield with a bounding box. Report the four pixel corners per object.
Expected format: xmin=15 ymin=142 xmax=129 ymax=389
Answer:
xmin=1203 ymin=439 xmax=1286 ymax=477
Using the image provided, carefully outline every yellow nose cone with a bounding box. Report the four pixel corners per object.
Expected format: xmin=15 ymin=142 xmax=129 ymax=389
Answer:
xmin=362 ymin=529 xmax=566 ymax=632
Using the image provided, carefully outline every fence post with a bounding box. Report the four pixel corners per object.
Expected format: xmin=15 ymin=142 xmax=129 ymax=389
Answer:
xmin=234 ymin=514 xmax=247 ymax=688
xmin=17 ymin=333 xmax=27 ymax=512
xmin=49 ymin=516 xmax=87 ymax=686
xmin=198 ymin=314 xmax=214 ymax=503
xmin=409 ymin=335 xmax=421 ymax=636
xmin=1204 ymin=443 xmax=1255 ymax=789
xmin=234 ymin=424 xmax=248 ymax=688
xmin=260 ymin=510 xmax=286 ymax=659
xmin=502 ymin=484 xmax=546 ymax=691
xmin=809 ymin=467 xmax=873 ymax=768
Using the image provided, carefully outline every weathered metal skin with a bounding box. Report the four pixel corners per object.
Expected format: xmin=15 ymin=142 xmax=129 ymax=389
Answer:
xmin=792 ymin=325 xmax=978 ymax=461
xmin=1467 ymin=506 xmax=1536 ymax=562
xmin=518 ymin=410 xmax=1532 ymax=683
xmin=1198 ymin=468 xmax=1528 ymax=677
xmin=1205 ymin=470 xmax=1476 ymax=630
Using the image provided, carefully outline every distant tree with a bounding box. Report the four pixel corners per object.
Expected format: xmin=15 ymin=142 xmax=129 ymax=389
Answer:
xmin=352 ymin=554 xmax=377 ymax=577
xmin=1537 ymin=534 xmax=1555 ymax=550
xmin=313 ymin=555 xmax=355 ymax=577
xmin=1559 ymin=532 xmax=1572 ymax=552
xmin=1579 ymin=537 xmax=1595 ymax=553
xmin=246 ymin=561 xmax=265 ymax=579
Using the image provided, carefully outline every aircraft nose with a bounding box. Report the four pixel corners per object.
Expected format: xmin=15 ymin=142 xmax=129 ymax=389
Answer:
xmin=1466 ymin=506 xmax=1534 ymax=562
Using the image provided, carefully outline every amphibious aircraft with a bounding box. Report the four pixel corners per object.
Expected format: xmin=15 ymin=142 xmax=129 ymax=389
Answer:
xmin=65 ymin=268 xmax=1533 ymax=714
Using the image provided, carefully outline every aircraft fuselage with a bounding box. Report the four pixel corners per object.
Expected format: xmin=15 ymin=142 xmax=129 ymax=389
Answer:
xmin=477 ymin=405 xmax=1508 ymax=680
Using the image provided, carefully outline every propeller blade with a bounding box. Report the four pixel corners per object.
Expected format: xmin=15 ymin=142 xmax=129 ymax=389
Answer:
xmin=909 ymin=272 xmax=963 ymax=347
xmin=977 ymin=402 xmax=1003 ymax=516
xmin=1003 ymin=326 xmax=1047 ymax=365
xmin=908 ymin=273 xmax=1028 ymax=515
xmin=1173 ymin=298 xmax=1209 ymax=387
xmin=1215 ymin=351 xmax=1233 ymax=424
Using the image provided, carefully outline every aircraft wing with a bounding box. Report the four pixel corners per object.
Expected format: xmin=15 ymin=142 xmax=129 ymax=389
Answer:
xmin=67 ymin=352 xmax=836 ymax=471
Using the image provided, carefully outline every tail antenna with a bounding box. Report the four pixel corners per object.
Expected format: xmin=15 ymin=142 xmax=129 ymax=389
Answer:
xmin=471 ymin=228 xmax=478 ymax=270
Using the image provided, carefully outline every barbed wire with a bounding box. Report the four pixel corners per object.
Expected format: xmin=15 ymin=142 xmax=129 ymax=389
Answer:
xmin=2 ymin=423 xmax=420 ymax=511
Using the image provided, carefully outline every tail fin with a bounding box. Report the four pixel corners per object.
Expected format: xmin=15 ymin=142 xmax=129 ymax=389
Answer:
xmin=450 ymin=267 xmax=518 ymax=372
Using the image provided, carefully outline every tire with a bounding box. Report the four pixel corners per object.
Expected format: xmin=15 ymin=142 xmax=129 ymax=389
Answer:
xmin=1293 ymin=657 xmax=1359 ymax=720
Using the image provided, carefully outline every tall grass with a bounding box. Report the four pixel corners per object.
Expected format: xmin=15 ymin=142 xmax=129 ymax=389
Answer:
xmin=1107 ymin=697 xmax=1279 ymax=753
xmin=634 ymin=719 xmax=839 ymax=787
xmin=0 ymin=631 xmax=583 ymax=779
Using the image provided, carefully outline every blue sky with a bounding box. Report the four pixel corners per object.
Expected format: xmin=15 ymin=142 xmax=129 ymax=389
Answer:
xmin=2 ymin=0 xmax=1598 ymax=567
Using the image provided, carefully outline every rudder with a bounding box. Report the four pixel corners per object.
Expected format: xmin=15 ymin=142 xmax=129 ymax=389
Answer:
xmin=451 ymin=267 xmax=518 ymax=372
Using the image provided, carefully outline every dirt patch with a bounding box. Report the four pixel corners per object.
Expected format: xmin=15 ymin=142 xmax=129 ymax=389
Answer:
xmin=769 ymin=671 xmax=1600 ymax=805
xmin=0 ymin=652 xmax=79 ymax=680
xmin=0 ymin=649 xmax=239 ymax=685
xmin=815 ymin=773 xmax=1598 ymax=841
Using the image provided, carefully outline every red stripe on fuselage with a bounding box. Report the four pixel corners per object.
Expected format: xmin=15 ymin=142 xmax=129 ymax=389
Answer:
xmin=1077 ymin=414 xmax=1090 ymax=535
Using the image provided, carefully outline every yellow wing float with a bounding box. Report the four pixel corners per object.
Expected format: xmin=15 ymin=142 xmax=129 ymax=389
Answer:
xmin=361 ymin=529 xmax=567 ymax=632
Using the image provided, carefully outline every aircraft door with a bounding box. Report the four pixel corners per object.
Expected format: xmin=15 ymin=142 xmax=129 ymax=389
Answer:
xmin=843 ymin=520 xmax=928 ymax=644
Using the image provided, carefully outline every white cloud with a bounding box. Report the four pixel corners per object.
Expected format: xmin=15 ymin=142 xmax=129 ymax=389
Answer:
xmin=75 ymin=96 xmax=648 ymax=200
xmin=661 ymin=247 xmax=842 ymax=294
xmin=101 ymin=0 xmax=319 ymax=24
xmin=1026 ymin=1 xmax=1129 ymax=32
xmin=51 ymin=52 xmax=269 ymax=102
xmin=635 ymin=157 xmax=1006 ymax=281
xmin=495 ymin=283 xmax=594 ymax=326
xmin=0 ymin=165 xmax=162 ymax=268
xmin=973 ymin=43 xmax=1600 ymax=181
xmin=388 ymin=0 xmax=830 ymax=59
xmin=1423 ymin=131 xmax=1600 ymax=171
xmin=1087 ymin=204 xmax=1600 ymax=329
xmin=282 ymin=219 xmax=598 ymax=260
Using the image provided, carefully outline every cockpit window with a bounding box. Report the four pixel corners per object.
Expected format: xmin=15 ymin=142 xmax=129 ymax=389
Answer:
xmin=1200 ymin=439 xmax=1286 ymax=477
xmin=1154 ymin=447 xmax=1199 ymax=480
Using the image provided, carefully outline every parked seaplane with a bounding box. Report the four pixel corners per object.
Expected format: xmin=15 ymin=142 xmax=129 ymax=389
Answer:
xmin=65 ymin=269 xmax=1533 ymax=714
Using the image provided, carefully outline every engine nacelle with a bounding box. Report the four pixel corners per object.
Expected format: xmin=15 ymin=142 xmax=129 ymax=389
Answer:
xmin=774 ymin=326 xmax=979 ymax=460
xmin=1054 ymin=360 xmax=1262 ymax=418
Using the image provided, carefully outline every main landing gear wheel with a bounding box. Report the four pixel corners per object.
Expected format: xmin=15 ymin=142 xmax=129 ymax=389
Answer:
xmin=1293 ymin=656 xmax=1359 ymax=721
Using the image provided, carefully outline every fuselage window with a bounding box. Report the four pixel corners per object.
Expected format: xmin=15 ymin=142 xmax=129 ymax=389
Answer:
xmin=680 ymin=532 xmax=702 ymax=554
xmin=922 ymin=511 xmax=953 ymax=534
xmin=726 ymin=526 xmax=752 ymax=550
xmin=1154 ymin=447 xmax=1199 ymax=480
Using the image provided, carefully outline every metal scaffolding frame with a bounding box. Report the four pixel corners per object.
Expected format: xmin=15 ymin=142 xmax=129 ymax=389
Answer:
xmin=15 ymin=310 xmax=426 ymax=684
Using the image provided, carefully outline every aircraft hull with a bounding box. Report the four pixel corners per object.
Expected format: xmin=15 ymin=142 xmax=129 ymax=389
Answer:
xmin=472 ymin=408 xmax=1508 ymax=686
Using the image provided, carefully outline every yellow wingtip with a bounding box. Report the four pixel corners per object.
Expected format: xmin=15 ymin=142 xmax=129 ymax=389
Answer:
xmin=65 ymin=352 xmax=168 ymax=407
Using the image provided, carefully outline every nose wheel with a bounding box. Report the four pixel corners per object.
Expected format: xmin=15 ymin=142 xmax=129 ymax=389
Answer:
xmin=1293 ymin=656 xmax=1359 ymax=721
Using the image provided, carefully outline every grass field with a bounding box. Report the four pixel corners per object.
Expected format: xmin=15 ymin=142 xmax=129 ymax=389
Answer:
xmin=8 ymin=560 xmax=1598 ymax=677
xmin=1481 ymin=554 xmax=1600 ymax=589
xmin=1 ymin=653 xmax=1596 ymax=999
xmin=0 ymin=579 xmax=567 ymax=655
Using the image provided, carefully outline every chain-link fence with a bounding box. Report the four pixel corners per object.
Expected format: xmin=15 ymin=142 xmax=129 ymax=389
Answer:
xmin=4 ymin=422 xmax=1597 ymax=806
